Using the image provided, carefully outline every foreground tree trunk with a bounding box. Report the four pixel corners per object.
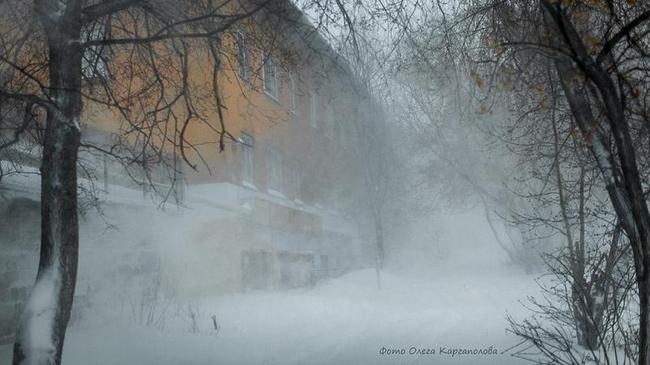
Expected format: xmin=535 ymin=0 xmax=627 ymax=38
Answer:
xmin=13 ymin=1 xmax=82 ymax=364
xmin=553 ymin=49 xmax=650 ymax=365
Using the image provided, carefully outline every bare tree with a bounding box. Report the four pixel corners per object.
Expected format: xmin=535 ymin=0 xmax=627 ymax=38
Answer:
xmin=444 ymin=0 xmax=650 ymax=363
xmin=369 ymin=0 xmax=650 ymax=362
xmin=0 ymin=0 xmax=277 ymax=363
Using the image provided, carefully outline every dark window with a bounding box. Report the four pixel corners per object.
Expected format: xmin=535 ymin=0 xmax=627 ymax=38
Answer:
xmin=235 ymin=31 xmax=250 ymax=81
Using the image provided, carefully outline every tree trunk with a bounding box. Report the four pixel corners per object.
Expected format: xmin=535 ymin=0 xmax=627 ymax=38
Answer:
xmin=640 ymin=278 xmax=650 ymax=365
xmin=540 ymin=2 xmax=650 ymax=363
xmin=554 ymin=52 xmax=650 ymax=365
xmin=13 ymin=1 xmax=82 ymax=364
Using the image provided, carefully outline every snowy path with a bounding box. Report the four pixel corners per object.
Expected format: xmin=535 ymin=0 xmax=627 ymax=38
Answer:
xmin=0 ymin=266 xmax=536 ymax=365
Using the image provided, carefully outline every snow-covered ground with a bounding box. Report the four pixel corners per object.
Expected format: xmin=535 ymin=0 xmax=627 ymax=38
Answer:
xmin=0 ymin=208 xmax=539 ymax=365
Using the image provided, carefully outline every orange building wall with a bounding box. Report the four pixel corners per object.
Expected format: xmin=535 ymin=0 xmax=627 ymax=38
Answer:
xmin=81 ymin=6 xmax=368 ymax=207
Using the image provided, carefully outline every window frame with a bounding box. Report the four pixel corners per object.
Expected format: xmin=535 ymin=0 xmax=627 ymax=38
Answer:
xmin=239 ymin=132 xmax=255 ymax=186
xmin=267 ymin=147 xmax=283 ymax=193
xmin=291 ymin=162 xmax=302 ymax=199
xmin=262 ymin=54 xmax=279 ymax=101
xmin=81 ymin=19 xmax=110 ymax=82
xmin=309 ymin=91 xmax=318 ymax=128
xmin=288 ymin=74 xmax=298 ymax=115
xmin=234 ymin=31 xmax=250 ymax=82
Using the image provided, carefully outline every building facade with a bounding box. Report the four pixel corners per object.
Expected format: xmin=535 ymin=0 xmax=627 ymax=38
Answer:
xmin=78 ymin=1 xmax=376 ymax=294
xmin=0 ymin=0 xmax=378 ymax=342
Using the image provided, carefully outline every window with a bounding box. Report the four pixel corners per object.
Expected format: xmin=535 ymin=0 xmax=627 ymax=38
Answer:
xmin=324 ymin=103 xmax=333 ymax=133
xmin=288 ymin=74 xmax=298 ymax=114
xmin=309 ymin=92 xmax=318 ymax=128
xmin=324 ymin=102 xmax=338 ymax=139
xmin=291 ymin=163 xmax=302 ymax=199
xmin=268 ymin=148 xmax=283 ymax=192
xmin=234 ymin=31 xmax=250 ymax=81
xmin=81 ymin=20 xmax=110 ymax=81
xmin=240 ymin=133 xmax=254 ymax=185
xmin=263 ymin=55 xmax=279 ymax=100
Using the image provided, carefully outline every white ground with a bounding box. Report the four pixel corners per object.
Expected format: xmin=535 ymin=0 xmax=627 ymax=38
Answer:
xmin=0 ymin=208 xmax=539 ymax=365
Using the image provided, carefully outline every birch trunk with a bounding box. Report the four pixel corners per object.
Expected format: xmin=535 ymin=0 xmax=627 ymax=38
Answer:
xmin=540 ymin=2 xmax=650 ymax=362
xmin=13 ymin=1 xmax=82 ymax=364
